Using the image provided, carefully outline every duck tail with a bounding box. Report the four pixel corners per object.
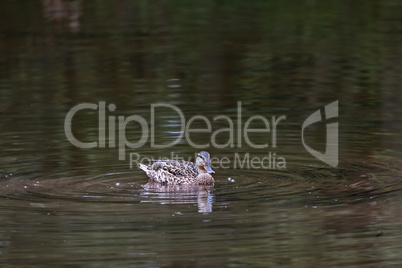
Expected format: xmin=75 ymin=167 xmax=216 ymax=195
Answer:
xmin=139 ymin=163 xmax=149 ymax=172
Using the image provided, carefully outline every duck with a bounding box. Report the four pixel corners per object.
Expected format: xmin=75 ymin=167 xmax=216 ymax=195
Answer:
xmin=139 ymin=151 xmax=215 ymax=185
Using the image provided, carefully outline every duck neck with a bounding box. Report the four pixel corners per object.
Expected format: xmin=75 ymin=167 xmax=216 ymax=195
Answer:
xmin=197 ymin=166 xmax=207 ymax=174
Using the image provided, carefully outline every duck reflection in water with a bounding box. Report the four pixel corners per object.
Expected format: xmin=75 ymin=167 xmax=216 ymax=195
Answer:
xmin=141 ymin=183 xmax=214 ymax=213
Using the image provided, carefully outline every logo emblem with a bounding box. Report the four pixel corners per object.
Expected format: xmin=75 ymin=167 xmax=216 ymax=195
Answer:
xmin=302 ymin=101 xmax=338 ymax=167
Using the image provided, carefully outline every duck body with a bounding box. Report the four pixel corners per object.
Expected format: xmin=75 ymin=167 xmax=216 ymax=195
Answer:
xmin=139 ymin=151 xmax=215 ymax=185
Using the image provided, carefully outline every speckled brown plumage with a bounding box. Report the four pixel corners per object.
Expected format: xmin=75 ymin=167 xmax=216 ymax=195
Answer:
xmin=139 ymin=151 xmax=215 ymax=185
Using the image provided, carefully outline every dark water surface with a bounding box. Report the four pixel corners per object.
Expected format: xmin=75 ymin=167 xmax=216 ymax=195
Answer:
xmin=1 ymin=1 xmax=402 ymax=267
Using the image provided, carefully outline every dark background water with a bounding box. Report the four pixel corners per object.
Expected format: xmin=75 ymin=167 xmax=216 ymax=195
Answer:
xmin=0 ymin=1 xmax=402 ymax=267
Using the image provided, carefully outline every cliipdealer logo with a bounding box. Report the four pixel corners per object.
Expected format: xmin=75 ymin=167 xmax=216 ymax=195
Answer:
xmin=64 ymin=101 xmax=339 ymax=168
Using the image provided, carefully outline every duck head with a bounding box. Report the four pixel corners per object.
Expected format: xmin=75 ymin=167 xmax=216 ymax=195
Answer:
xmin=196 ymin=151 xmax=215 ymax=174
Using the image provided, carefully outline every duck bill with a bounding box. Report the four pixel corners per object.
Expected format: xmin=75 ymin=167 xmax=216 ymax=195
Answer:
xmin=205 ymin=162 xmax=215 ymax=174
